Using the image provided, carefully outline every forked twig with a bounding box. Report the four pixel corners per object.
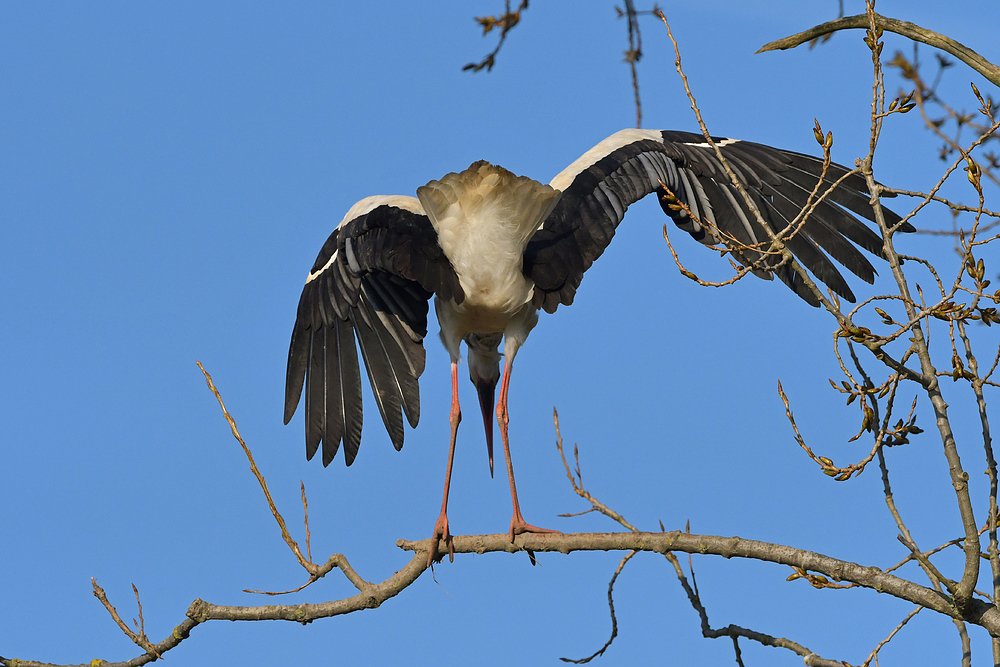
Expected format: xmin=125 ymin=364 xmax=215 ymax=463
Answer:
xmin=463 ymin=0 xmax=529 ymax=72
xmin=196 ymin=361 xmax=351 ymax=594
xmin=554 ymin=410 xmax=852 ymax=666
xmin=91 ymin=579 xmax=162 ymax=659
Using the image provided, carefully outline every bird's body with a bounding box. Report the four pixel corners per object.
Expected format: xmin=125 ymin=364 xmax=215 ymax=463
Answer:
xmin=284 ymin=128 xmax=909 ymax=563
xmin=419 ymin=161 xmax=555 ymax=362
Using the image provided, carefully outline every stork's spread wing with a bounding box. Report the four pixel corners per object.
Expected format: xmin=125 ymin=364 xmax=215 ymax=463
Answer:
xmin=525 ymin=128 xmax=910 ymax=312
xmin=284 ymin=196 xmax=463 ymax=466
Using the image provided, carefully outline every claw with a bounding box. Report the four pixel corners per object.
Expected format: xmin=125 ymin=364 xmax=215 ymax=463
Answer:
xmin=427 ymin=511 xmax=454 ymax=568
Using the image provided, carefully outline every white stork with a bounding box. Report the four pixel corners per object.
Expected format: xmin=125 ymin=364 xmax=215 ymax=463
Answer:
xmin=284 ymin=128 xmax=908 ymax=564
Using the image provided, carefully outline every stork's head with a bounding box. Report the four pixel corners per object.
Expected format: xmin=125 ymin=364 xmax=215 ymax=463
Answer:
xmin=466 ymin=333 xmax=503 ymax=477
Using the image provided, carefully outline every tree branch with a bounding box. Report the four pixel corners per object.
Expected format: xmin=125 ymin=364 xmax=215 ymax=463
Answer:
xmin=756 ymin=13 xmax=1000 ymax=87
xmin=403 ymin=531 xmax=996 ymax=628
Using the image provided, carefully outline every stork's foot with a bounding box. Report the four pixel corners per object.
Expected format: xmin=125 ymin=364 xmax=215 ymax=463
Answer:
xmin=427 ymin=512 xmax=454 ymax=568
xmin=509 ymin=512 xmax=562 ymax=542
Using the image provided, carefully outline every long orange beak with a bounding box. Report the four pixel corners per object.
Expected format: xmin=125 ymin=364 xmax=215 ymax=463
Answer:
xmin=476 ymin=376 xmax=496 ymax=477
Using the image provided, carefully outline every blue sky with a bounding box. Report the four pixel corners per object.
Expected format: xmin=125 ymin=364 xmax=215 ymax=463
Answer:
xmin=2 ymin=1 xmax=998 ymax=665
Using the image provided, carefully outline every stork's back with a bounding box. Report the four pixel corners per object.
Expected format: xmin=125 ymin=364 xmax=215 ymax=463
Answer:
xmin=417 ymin=161 xmax=560 ymax=313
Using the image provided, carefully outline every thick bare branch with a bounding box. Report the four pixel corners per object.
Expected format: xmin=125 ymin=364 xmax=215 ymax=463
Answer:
xmin=398 ymin=531 xmax=1000 ymax=631
xmin=757 ymin=13 xmax=1000 ymax=87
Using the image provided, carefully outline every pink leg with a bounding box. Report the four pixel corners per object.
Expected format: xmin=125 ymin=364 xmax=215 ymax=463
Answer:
xmin=428 ymin=360 xmax=461 ymax=567
xmin=497 ymin=356 xmax=561 ymax=542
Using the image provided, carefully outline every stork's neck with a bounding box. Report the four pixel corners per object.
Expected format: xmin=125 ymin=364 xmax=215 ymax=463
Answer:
xmin=417 ymin=161 xmax=560 ymax=313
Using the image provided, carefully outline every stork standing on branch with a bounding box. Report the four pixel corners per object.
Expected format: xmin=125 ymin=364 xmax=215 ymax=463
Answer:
xmin=284 ymin=128 xmax=908 ymax=564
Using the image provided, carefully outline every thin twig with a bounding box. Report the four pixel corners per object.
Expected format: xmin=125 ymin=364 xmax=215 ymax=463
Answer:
xmin=463 ymin=0 xmax=529 ymax=72
xmin=302 ymin=481 xmax=312 ymax=565
xmin=861 ymin=606 xmax=921 ymax=667
xmin=196 ymin=361 xmax=312 ymax=571
xmin=561 ymin=550 xmax=637 ymax=663
xmin=619 ymin=0 xmax=643 ymax=127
